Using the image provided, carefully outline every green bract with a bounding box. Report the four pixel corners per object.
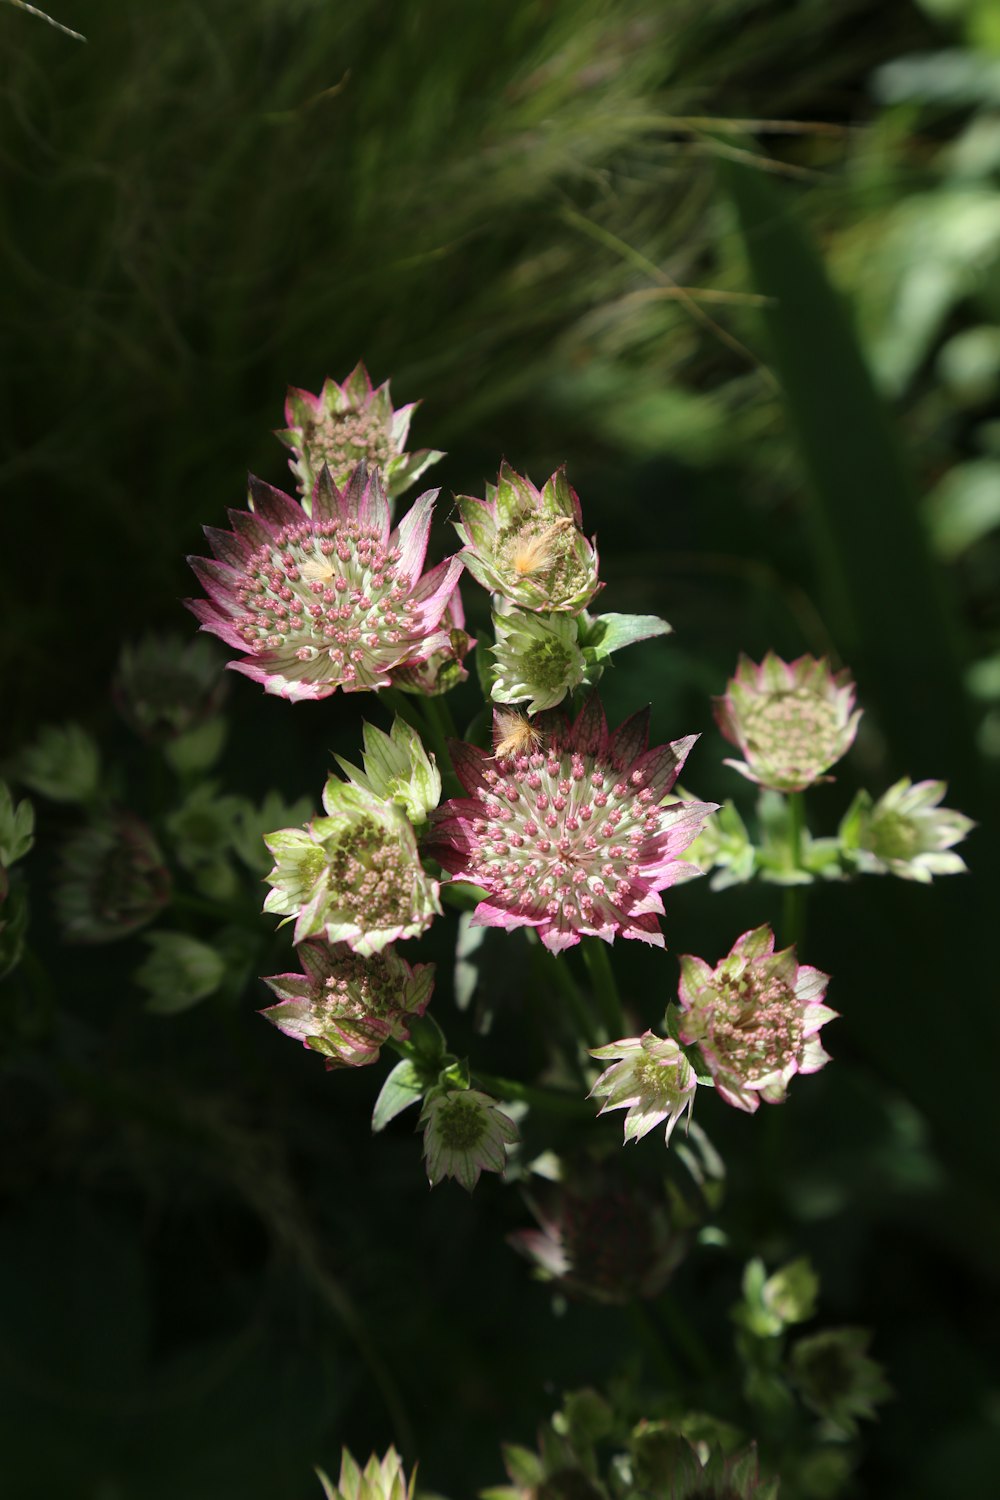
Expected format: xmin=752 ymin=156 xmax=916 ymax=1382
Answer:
xmin=839 ymin=777 xmax=974 ymax=882
xmin=316 ymin=1447 xmax=415 ymax=1500
xmin=15 ymin=722 xmax=100 ymax=804
xmin=0 ymin=781 xmax=34 ymax=869
xmin=263 ymin=780 xmax=441 ymax=957
xmin=334 ymin=716 xmax=441 ymax=826
xmin=454 ymin=463 xmax=602 ymax=613
xmin=135 ymin=931 xmax=226 ymax=1015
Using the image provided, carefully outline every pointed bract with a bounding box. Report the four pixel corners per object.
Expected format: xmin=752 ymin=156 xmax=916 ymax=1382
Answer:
xmin=839 ymin=777 xmax=974 ymax=882
xmin=421 ymin=1088 xmax=518 ymax=1191
xmin=589 ymin=1031 xmax=697 ymax=1145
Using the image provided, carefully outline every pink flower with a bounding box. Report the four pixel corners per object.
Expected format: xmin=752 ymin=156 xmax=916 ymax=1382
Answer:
xmin=424 ymin=696 xmax=716 ymax=953
xmin=388 ymin=582 xmax=475 ymax=697
xmin=714 ymin=652 xmax=861 ymax=793
xmin=261 ymin=939 xmax=434 ymax=1069
xmin=677 ymin=925 xmax=836 ymax=1113
xmin=277 ymin=361 xmax=443 ymax=506
xmin=185 ymin=464 xmax=463 ymax=702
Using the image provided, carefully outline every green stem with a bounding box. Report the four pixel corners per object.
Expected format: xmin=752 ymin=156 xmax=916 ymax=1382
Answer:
xmin=582 ymin=936 xmax=627 ymax=1041
xmin=473 ymin=1071 xmax=592 ymax=1117
xmin=531 ymin=941 xmax=600 ymax=1052
xmin=782 ymin=792 xmax=807 ymax=948
xmin=628 ymin=1300 xmax=682 ymax=1390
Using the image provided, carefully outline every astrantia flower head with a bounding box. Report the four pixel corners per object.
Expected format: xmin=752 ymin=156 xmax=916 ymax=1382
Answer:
xmin=278 ymin=361 xmax=443 ymax=507
xmin=261 ymin=939 xmax=434 ymax=1069
xmin=677 ymin=925 xmax=836 ymax=1113
xmin=790 ymin=1328 xmax=891 ymax=1438
xmin=490 ymin=602 xmax=587 ymax=712
xmin=714 ymin=652 xmax=861 ymax=793
xmin=425 ymin=695 xmax=715 ymax=953
xmin=54 ymin=812 xmax=171 ymax=944
xmin=509 ymin=1162 xmax=689 ymax=1303
xmin=421 ymin=1087 xmax=518 ymax=1191
xmin=454 ymin=462 xmax=602 ymax=613
xmin=316 ymin=1446 xmax=415 ymax=1500
xmin=589 ymin=1032 xmax=697 ymax=1144
xmin=263 ymin=777 xmax=441 ymax=957
xmin=630 ymin=1432 xmax=778 ymax=1500
xmin=186 ymin=465 xmax=463 ymax=702
xmin=839 ymin=777 xmax=974 ymax=883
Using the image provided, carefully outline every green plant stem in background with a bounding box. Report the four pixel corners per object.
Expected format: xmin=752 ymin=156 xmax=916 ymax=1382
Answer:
xmin=472 ymin=1071 xmax=592 ymax=1117
xmin=532 ymin=940 xmax=600 ymax=1053
xmin=581 ymin=936 xmax=627 ymax=1041
xmin=656 ymin=1289 xmax=714 ymax=1380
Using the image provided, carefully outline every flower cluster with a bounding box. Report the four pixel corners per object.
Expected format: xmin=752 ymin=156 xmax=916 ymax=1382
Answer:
xmin=426 ymin=695 xmax=715 ymax=952
xmin=839 ymin=776 xmax=974 ymax=882
xmin=316 ymin=1446 xmax=415 ymax=1500
xmin=589 ymin=1032 xmax=697 ymax=1144
xmin=186 ymin=464 xmax=462 ymax=702
xmin=421 ymin=1087 xmax=518 ymax=1191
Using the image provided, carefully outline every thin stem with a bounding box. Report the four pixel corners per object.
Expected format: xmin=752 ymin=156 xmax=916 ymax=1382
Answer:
xmin=582 ymin=936 xmax=627 ymax=1041
xmin=473 ymin=1071 xmax=592 ymax=1118
xmin=421 ymin=693 xmax=462 ymax=799
xmin=782 ymin=792 xmax=807 ymax=948
xmin=628 ymin=1300 xmax=682 ymax=1390
xmin=656 ymin=1289 xmax=714 ymax=1379
xmin=531 ymin=942 xmax=600 ymax=1052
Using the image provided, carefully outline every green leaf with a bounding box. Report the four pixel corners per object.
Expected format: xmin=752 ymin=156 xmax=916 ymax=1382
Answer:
xmin=371 ymin=1060 xmax=424 ymax=1132
xmin=580 ymin=611 xmax=672 ymax=661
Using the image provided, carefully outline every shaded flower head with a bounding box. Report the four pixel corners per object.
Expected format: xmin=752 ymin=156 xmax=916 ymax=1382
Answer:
xmin=316 ymin=1446 xmax=415 ymax=1500
xmin=15 ymin=723 xmax=100 ymax=805
xmin=839 ymin=777 xmax=974 ymax=882
xmin=677 ymin=926 xmax=836 ymax=1113
xmin=630 ymin=1431 xmax=778 ymax=1500
xmin=54 ymin=812 xmax=171 ymax=944
xmin=509 ymin=1162 xmax=689 ymax=1304
xmin=261 ymin=938 xmax=434 ymax=1069
xmin=113 ymin=632 xmax=227 ymax=742
xmin=278 ymin=361 xmax=443 ymax=507
xmin=789 ymin=1328 xmax=891 ymax=1438
xmin=454 ymin=463 xmax=602 ymax=613
xmin=589 ymin=1032 xmax=697 ymax=1145
xmin=421 ymin=1087 xmax=518 ymax=1191
xmin=389 ymin=581 xmax=474 ymax=696
xmin=425 ymin=696 xmax=715 ymax=953
xmin=186 ymin=465 xmax=463 ymax=702
xmin=491 ymin=602 xmax=587 ymax=712
xmin=714 ymin=652 xmax=861 ymax=793
xmin=263 ymin=777 xmax=441 ymax=957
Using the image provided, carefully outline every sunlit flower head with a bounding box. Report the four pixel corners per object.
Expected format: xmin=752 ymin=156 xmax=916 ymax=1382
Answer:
xmin=454 ymin=463 xmax=602 ymax=613
xmin=589 ymin=1031 xmax=697 ymax=1144
xmin=425 ymin=696 xmax=715 ymax=953
xmin=263 ymin=778 xmax=441 ymax=957
xmin=714 ymin=652 xmax=861 ymax=793
xmin=278 ymin=361 xmax=443 ymax=507
xmin=840 ymin=777 xmax=974 ymax=883
xmin=54 ymin=812 xmax=171 ymax=944
xmin=186 ymin=465 xmax=463 ymax=702
xmin=677 ymin=925 xmax=836 ymax=1113
xmin=421 ymin=1088 xmax=518 ymax=1192
xmin=261 ymin=938 xmax=435 ymax=1069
